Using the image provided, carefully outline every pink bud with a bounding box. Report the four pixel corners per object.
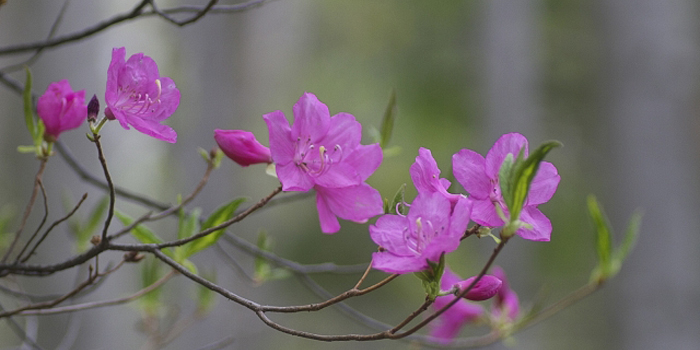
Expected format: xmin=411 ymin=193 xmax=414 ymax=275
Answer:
xmin=37 ymin=80 xmax=87 ymax=140
xmin=454 ymin=274 xmax=502 ymax=301
xmin=214 ymin=129 xmax=272 ymax=167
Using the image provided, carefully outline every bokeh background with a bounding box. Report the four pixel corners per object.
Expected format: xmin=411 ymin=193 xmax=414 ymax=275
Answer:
xmin=1 ymin=1 xmax=699 ymax=349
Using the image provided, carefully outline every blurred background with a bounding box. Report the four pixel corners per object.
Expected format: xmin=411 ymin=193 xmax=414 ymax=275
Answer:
xmin=1 ymin=0 xmax=699 ymax=349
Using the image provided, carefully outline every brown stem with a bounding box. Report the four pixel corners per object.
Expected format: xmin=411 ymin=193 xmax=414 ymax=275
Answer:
xmin=91 ymin=134 xmax=115 ymax=242
xmin=20 ymin=193 xmax=88 ymax=263
xmin=2 ymin=158 xmax=48 ymax=263
xmin=19 ymin=269 xmax=176 ymax=316
xmin=14 ymin=179 xmax=49 ymax=262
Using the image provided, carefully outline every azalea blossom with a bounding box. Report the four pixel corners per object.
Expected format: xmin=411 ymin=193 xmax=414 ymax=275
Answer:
xmin=370 ymin=192 xmax=471 ymax=274
xmin=430 ymin=268 xmax=484 ymax=344
xmin=37 ymin=80 xmax=87 ymax=141
xmin=452 ymin=133 xmax=560 ymax=241
xmin=214 ymin=129 xmax=272 ymax=167
xmin=263 ymin=92 xmax=383 ymax=233
xmin=410 ymin=147 xmax=462 ymax=205
xmin=491 ymin=266 xmax=519 ymax=321
xmin=105 ymin=47 xmax=180 ymax=143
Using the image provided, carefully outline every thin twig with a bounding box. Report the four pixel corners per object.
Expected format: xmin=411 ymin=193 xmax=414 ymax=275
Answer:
xmin=0 ymin=302 xmax=45 ymax=350
xmin=0 ymin=260 xmax=125 ymax=318
xmin=91 ymin=134 xmax=115 ymax=242
xmin=0 ymin=0 xmax=151 ymax=56
xmin=54 ymin=140 xmax=170 ymax=210
xmin=20 ymin=193 xmax=88 ymax=263
xmin=214 ymin=243 xmax=256 ymax=283
xmin=221 ymin=233 xmax=368 ymax=275
xmin=2 ymin=158 xmax=48 ymax=263
xmin=14 ymin=179 xmax=49 ymax=263
xmin=150 ymin=0 xmax=219 ymax=26
xmin=393 ymin=238 xmax=509 ymax=339
xmin=0 ymin=0 xmax=72 ymax=73
xmin=110 ymin=186 xmax=283 ymax=251
xmin=0 ymin=0 xmax=272 ymax=56
xmin=19 ymin=269 xmax=176 ymax=316
xmin=195 ymin=336 xmax=235 ymax=350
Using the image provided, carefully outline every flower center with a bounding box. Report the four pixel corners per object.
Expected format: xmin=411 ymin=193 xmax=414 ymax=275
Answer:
xmin=404 ymin=217 xmax=445 ymax=255
xmin=293 ymin=136 xmax=343 ymax=177
xmin=115 ymin=78 xmax=162 ymax=116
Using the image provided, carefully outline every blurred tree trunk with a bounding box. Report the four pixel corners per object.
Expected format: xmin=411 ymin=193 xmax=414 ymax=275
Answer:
xmin=599 ymin=0 xmax=700 ymax=349
xmin=480 ymin=1 xmax=543 ymax=349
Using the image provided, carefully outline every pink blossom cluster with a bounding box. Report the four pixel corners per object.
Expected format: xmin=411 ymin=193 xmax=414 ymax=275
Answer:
xmin=216 ymin=93 xmax=383 ymax=233
xmin=36 ymin=47 xmax=180 ymax=142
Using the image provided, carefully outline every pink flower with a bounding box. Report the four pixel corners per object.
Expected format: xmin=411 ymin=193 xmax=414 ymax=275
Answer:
xmin=410 ymin=147 xmax=462 ymax=205
xmin=491 ymin=266 xmax=519 ymax=321
xmin=263 ymin=92 xmax=384 ymax=233
xmin=37 ymin=80 xmax=87 ymax=141
xmin=430 ymin=268 xmax=484 ymax=344
xmin=452 ymin=133 xmax=560 ymax=241
xmin=454 ymin=274 xmax=502 ymax=301
xmin=370 ymin=192 xmax=472 ymax=274
xmin=105 ymin=47 xmax=180 ymax=143
xmin=214 ymin=129 xmax=272 ymax=167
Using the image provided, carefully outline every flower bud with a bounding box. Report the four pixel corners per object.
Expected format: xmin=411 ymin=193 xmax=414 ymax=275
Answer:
xmin=214 ymin=129 xmax=272 ymax=167
xmin=454 ymin=274 xmax=502 ymax=301
xmin=37 ymin=80 xmax=87 ymax=140
xmin=87 ymin=94 xmax=100 ymax=122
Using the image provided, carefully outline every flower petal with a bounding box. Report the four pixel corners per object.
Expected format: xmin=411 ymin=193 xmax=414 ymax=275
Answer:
xmin=124 ymin=115 xmax=177 ymax=143
xmin=149 ymin=77 xmax=181 ymax=122
xmin=452 ymin=149 xmax=491 ymax=199
xmin=446 ymin=196 xmax=472 ymax=238
xmin=291 ymin=92 xmax=330 ymax=141
xmin=527 ymin=161 xmax=560 ymax=205
xmin=516 ymin=206 xmax=552 ymax=241
xmin=316 ymin=191 xmax=340 ymax=234
xmin=470 ymin=198 xmax=504 ymax=227
xmin=263 ymin=110 xmax=294 ymax=165
xmin=485 ymin=133 xmax=528 ymax=179
xmin=105 ymin=47 xmax=125 ymax=107
xmin=314 ymin=183 xmax=384 ymax=224
xmin=407 ymin=193 xmax=452 ymax=234
xmin=276 ymin=162 xmax=314 ymax=192
xmin=319 ymin=112 xmax=361 ymax=153
xmin=343 ymin=143 xmax=383 ymax=182
xmin=369 ymin=215 xmax=413 ymax=256
xmin=371 ymin=251 xmax=427 ymax=274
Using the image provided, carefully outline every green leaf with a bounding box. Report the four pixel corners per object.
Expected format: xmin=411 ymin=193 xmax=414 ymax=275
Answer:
xmin=115 ymin=211 xmax=163 ymax=244
xmin=196 ymin=270 xmax=217 ymax=314
xmin=611 ymin=209 xmax=643 ymax=275
xmin=509 ymin=141 xmax=561 ymax=222
xmin=212 ymin=148 xmax=224 ymax=168
xmin=185 ymin=198 xmax=245 ymax=256
xmin=116 ymin=211 xmax=173 ymax=258
xmin=35 ymin=119 xmax=45 ymax=149
xmin=181 ymin=259 xmax=198 ymax=274
xmin=140 ymin=256 xmax=163 ymax=315
xmin=17 ymin=145 xmax=38 ymax=153
xmin=379 ymin=90 xmax=398 ymax=149
xmin=198 ymin=147 xmax=210 ymax=163
xmin=387 ymin=183 xmax=407 ymax=215
xmin=177 ymin=208 xmax=201 ymax=240
xmin=22 ymin=67 xmax=35 ymax=139
xmin=587 ymin=195 xmax=613 ymax=281
xmin=414 ymin=253 xmax=446 ymax=300
xmin=498 ymin=153 xmax=516 ymax=217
